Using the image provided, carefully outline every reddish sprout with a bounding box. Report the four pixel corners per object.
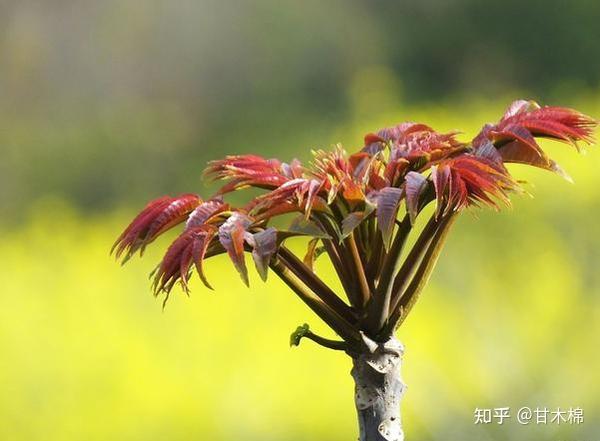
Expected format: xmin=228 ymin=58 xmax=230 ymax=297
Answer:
xmin=114 ymin=100 xmax=596 ymax=340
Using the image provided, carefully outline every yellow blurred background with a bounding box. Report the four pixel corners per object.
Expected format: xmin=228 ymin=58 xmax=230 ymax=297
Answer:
xmin=1 ymin=1 xmax=599 ymax=440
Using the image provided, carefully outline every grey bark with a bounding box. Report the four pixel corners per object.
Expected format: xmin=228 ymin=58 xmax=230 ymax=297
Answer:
xmin=351 ymin=335 xmax=406 ymax=441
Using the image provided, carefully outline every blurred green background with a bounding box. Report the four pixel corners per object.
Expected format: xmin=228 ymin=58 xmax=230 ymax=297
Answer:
xmin=1 ymin=1 xmax=599 ymax=440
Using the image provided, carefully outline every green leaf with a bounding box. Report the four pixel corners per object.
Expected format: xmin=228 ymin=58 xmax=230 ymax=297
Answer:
xmin=341 ymin=198 xmax=375 ymax=238
xmin=290 ymin=323 xmax=311 ymax=347
xmin=303 ymin=238 xmax=326 ymax=270
xmin=287 ymin=216 xmax=331 ymax=239
xmin=342 ymin=211 xmax=367 ymax=238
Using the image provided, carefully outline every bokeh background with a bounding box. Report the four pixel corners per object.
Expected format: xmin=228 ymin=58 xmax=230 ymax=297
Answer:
xmin=1 ymin=1 xmax=599 ymax=440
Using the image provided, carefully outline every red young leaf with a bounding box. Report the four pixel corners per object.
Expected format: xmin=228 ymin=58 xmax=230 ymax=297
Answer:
xmin=376 ymin=187 xmax=404 ymax=250
xmin=112 ymin=194 xmax=201 ymax=261
xmin=249 ymin=178 xmax=327 ymax=220
xmin=473 ymin=100 xmax=597 ymax=179
xmin=474 ymin=140 xmax=503 ymax=165
xmin=404 ymin=171 xmax=429 ymax=224
xmin=376 ymin=122 xmax=464 ymax=162
xmin=433 ymin=155 xmax=517 ymax=216
xmin=185 ymin=197 xmax=229 ymax=230
xmin=218 ymin=212 xmax=253 ymax=286
xmin=246 ymin=228 xmax=278 ymax=281
xmin=191 ymin=228 xmax=218 ymax=290
xmin=205 ymin=155 xmax=303 ymax=193
xmin=152 ymin=224 xmax=218 ymax=297
xmin=115 ymin=99 xmax=596 ymax=311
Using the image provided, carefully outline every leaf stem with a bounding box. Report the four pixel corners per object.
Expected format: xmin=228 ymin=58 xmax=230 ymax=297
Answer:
xmin=388 ymin=215 xmax=439 ymax=315
xmin=365 ymin=214 xmax=411 ymax=334
xmin=277 ymin=247 xmax=357 ymax=324
xmin=386 ymin=214 xmax=457 ymax=332
xmin=270 ymin=257 xmax=360 ymax=343
xmin=303 ymin=331 xmax=348 ymax=351
xmin=313 ymin=213 xmax=359 ymax=306
xmin=345 ymin=232 xmax=371 ymax=309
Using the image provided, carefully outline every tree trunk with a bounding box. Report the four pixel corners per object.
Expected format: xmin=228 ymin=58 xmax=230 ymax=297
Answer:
xmin=351 ymin=336 xmax=406 ymax=441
